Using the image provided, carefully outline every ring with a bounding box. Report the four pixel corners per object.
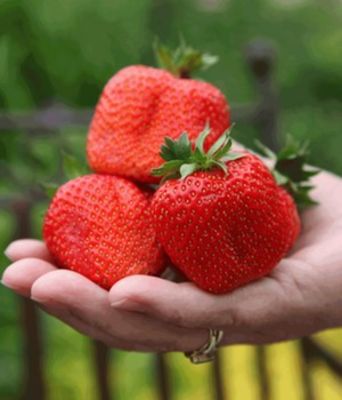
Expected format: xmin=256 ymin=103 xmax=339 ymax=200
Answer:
xmin=184 ymin=329 xmax=224 ymax=364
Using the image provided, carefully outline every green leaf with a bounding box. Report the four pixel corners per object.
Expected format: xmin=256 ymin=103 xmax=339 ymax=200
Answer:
xmin=165 ymin=136 xmax=177 ymax=151
xmin=153 ymin=38 xmax=177 ymax=75
xmin=301 ymin=167 xmax=320 ymax=179
xmin=208 ymin=123 xmax=235 ymax=157
xmin=266 ymin=134 xmax=319 ymax=208
xmin=160 ymin=134 xmax=192 ymax=162
xmin=177 ymin=133 xmax=192 ymax=159
xmin=272 ymin=170 xmax=288 ymax=186
xmin=153 ymin=123 xmax=240 ymax=183
xmin=180 ymin=163 xmax=197 ymax=179
xmin=255 ymin=139 xmax=276 ymax=159
xmin=160 ymin=172 xmax=180 ymax=184
xmin=160 ymin=144 xmax=176 ymax=161
xmin=195 ymin=122 xmax=210 ymax=153
xmin=211 ymin=160 xmax=227 ymax=174
xmin=291 ymin=183 xmax=319 ymax=210
xmin=277 ymin=135 xmax=310 ymax=162
xmin=210 ymin=138 xmax=232 ymax=160
xmin=220 ymin=153 xmax=245 ymax=163
xmin=201 ymin=53 xmax=219 ymax=70
xmin=208 ymin=132 xmax=229 ymax=157
xmin=152 ymin=160 xmax=184 ymax=176
xmin=153 ymin=37 xmax=218 ymax=78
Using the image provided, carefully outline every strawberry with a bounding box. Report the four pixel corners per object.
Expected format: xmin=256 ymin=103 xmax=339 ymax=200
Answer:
xmin=43 ymin=174 xmax=164 ymax=289
xmin=87 ymin=41 xmax=230 ymax=183
xmin=151 ymin=127 xmax=316 ymax=294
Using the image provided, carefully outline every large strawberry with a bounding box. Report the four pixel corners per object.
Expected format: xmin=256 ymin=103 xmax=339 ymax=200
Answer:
xmin=87 ymin=42 xmax=230 ymax=183
xmin=151 ymin=128 xmax=317 ymax=294
xmin=43 ymin=174 xmax=164 ymax=289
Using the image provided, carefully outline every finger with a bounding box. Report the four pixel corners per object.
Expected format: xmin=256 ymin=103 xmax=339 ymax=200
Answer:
xmin=31 ymin=270 xmax=208 ymax=352
xmin=1 ymin=258 xmax=56 ymax=297
xmin=109 ymin=274 xmax=288 ymax=332
xmin=2 ymin=259 xmax=147 ymax=349
xmin=109 ymin=275 xmax=229 ymax=328
xmin=5 ymin=239 xmax=53 ymax=262
xmin=109 ymin=262 xmax=337 ymax=345
xmin=37 ymin=304 xmax=141 ymax=351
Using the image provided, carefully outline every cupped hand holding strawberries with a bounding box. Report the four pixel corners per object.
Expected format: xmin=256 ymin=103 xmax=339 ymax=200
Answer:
xmin=2 ymin=42 xmax=342 ymax=352
xmin=3 ymin=171 xmax=342 ymax=351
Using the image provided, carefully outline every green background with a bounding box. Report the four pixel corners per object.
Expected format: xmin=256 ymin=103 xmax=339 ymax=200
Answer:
xmin=0 ymin=0 xmax=341 ymax=399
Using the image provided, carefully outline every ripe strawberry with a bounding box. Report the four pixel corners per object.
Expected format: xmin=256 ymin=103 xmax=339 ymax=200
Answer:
xmin=43 ymin=174 xmax=164 ymax=289
xmin=151 ymin=127 xmax=315 ymax=294
xmin=87 ymin=42 xmax=230 ymax=183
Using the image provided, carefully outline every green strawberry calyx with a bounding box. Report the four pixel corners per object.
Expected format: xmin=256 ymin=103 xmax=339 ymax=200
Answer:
xmin=256 ymin=136 xmax=320 ymax=209
xmin=152 ymin=123 xmax=244 ymax=182
xmin=154 ymin=37 xmax=218 ymax=79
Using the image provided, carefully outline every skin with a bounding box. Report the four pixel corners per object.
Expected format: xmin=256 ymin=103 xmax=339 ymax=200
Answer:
xmin=1 ymin=170 xmax=342 ymax=353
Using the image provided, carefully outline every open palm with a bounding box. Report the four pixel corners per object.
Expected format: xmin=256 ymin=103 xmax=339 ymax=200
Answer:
xmin=2 ymin=171 xmax=342 ymax=352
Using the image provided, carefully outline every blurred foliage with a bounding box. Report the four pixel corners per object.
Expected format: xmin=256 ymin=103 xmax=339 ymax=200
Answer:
xmin=0 ymin=0 xmax=341 ymax=172
xmin=0 ymin=0 xmax=341 ymax=399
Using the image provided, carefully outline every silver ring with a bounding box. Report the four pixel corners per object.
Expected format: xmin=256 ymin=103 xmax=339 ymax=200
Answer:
xmin=184 ymin=329 xmax=224 ymax=364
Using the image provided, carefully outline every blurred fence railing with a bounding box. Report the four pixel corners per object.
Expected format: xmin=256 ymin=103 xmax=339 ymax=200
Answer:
xmin=0 ymin=40 xmax=341 ymax=400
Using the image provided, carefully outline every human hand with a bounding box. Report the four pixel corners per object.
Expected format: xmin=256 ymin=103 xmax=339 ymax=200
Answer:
xmin=108 ymin=170 xmax=342 ymax=345
xmin=2 ymin=171 xmax=342 ymax=352
xmin=1 ymin=241 xmax=208 ymax=352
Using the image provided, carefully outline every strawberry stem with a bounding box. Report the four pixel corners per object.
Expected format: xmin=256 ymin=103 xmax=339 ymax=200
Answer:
xmin=152 ymin=124 xmax=243 ymax=182
xmin=153 ymin=37 xmax=218 ymax=78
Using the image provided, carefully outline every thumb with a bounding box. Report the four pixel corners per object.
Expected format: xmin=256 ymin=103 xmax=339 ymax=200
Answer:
xmin=109 ymin=275 xmax=251 ymax=330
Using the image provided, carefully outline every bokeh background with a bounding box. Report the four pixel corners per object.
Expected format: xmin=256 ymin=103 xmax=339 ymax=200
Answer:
xmin=0 ymin=0 xmax=341 ymax=399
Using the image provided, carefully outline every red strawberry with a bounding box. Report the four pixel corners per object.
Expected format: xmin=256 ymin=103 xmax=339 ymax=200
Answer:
xmin=87 ymin=43 xmax=230 ymax=183
xmin=43 ymin=174 xmax=164 ymax=289
xmin=151 ymin=127 xmax=307 ymax=294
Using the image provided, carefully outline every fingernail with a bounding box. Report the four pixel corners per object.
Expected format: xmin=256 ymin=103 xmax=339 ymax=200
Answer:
xmin=1 ymin=278 xmax=16 ymax=290
xmin=30 ymin=295 xmax=43 ymax=303
xmin=4 ymin=244 xmax=12 ymax=260
xmin=4 ymin=246 xmax=10 ymax=259
xmin=30 ymin=290 xmax=50 ymax=303
xmin=110 ymin=298 xmax=142 ymax=311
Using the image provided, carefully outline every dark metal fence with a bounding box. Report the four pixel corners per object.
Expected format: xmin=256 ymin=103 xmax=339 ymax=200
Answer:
xmin=0 ymin=40 xmax=341 ymax=400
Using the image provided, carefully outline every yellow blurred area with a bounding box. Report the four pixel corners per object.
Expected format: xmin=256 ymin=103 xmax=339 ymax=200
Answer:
xmin=164 ymin=329 xmax=342 ymax=400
